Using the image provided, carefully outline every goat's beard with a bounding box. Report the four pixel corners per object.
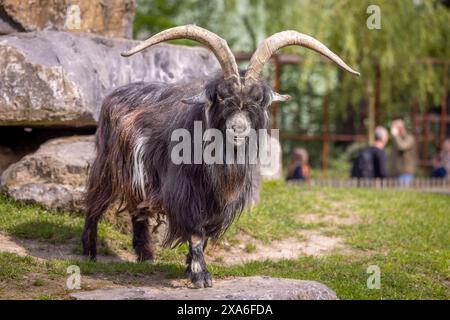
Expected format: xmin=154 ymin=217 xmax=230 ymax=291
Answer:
xmin=207 ymin=163 xmax=250 ymax=206
xmin=205 ymin=140 xmax=259 ymax=206
xmin=226 ymin=132 xmax=247 ymax=147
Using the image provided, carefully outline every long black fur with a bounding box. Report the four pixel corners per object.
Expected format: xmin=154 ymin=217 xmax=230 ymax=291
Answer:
xmin=82 ymin=71 xmax=273 ymax=285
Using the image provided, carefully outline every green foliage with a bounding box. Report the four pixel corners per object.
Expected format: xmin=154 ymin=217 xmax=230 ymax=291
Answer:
xmin=275 ymin=0 xmax=449 ymax=113
xmin=133 ymin=0 xmax=180 ymax=38
xmin=134 ymin=0 xmax=268 ymax=50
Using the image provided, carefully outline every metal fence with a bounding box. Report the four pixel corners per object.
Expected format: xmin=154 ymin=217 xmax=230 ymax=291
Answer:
xmin=304 ymin=178 xmax=450 ymax=192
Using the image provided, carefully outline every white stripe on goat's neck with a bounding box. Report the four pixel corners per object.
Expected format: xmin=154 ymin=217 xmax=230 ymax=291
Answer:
xmin=191 ymin=261 xmax=202 ymax=273
xmin=132 ymin=135 xmax=148 ymax=199
xmin=204 ymin=102 xmax=212 ymax=128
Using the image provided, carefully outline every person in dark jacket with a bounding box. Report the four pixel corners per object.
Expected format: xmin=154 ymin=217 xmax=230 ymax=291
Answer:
xmin=390 ymin=119 xmax=417 ymax=185
xmin=432 ymin=139 xmax=450 ymax=179
xmin=351 ymin=126 xmax=389 ymax=179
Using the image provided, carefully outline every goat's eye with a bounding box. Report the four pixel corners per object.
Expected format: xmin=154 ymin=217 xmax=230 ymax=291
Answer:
xmin=247 ymin=103 xmax=261 ymax=110
xmin=221 ymin=98 xmax=238 ymax=107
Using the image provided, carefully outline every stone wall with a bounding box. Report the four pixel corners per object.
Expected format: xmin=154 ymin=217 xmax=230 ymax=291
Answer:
xmin=0 ymin=0 xmax=136 ymax=39
xmin=0 ymin=31 xmax=220 ymax=127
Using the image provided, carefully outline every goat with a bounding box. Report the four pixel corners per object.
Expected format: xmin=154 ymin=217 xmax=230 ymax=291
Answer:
xmin=82 ymin=25 xmax=359 ymax=288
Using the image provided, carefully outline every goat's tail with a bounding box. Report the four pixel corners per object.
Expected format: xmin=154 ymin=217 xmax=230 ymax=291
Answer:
xmin=85 ymin=156 xmax=114 ymax=219
xmin=85 ymin=123 xmax=119 ymax=219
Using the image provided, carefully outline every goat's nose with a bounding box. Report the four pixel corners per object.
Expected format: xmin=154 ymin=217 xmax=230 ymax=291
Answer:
xmin=232 ymin=123 xmax=246 ymax=133
xmin=226 ymin=112 xmax=251 ymax=136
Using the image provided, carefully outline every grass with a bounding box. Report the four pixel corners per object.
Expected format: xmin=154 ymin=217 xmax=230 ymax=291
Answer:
xmin=0 ymin=182 xmax=449 ymax=299
xmin=244 ymin=243 xmax=257 ymax=253
xmin=225 ymin=180 xmax=335 ymax=242
xmin=0 ymin=194 xmax=131 ymax=254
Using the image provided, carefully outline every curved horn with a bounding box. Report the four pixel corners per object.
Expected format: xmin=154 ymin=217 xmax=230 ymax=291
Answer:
xmin=121 ymin=25 xmax=240 ymax=84
xmin=245 ymin=31 xmax=360 ymax=84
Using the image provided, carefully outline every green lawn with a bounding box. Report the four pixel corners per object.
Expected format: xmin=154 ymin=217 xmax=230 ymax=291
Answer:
xmin=0 ymin=182 xmax=449 ymax=299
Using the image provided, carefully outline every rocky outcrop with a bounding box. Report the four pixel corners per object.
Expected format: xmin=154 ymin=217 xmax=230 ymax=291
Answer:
xmin=0 ymin=31 xmax=220 ymax=127
xmin=0 ymin=135 xmax=94 ymax=211
xmin=0 ymin=0 xmax=136 ymax=38
xmin=70 ymin=276 xmax=339 ymax=300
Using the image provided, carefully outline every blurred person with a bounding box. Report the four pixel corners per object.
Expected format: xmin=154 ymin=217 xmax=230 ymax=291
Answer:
xmin=286 ymin=148 xmax=310 ymax=181
xmin=390 ymin=119 xmax=417 ymax=185
xmin=431 ymin=139 xmax=450 ymax=179
xmin=351 ymin=126 xmax=389 ymax=179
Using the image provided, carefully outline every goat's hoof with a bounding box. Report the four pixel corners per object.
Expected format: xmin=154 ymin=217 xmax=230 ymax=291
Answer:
xmin=136 ymin=254 xmax=155 ymax=263
xmin=83 ymin=253 xmax=96 ymax=262
xmin=135 ymin=247 xmax=155 ymax=262
xmin=204 ymin=274 xmax=213 ymax=288
xmin=190 ymin=271 xmax=213 ymax=289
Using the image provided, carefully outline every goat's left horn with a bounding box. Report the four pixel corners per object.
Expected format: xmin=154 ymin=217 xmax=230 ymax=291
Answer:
xmin=245 ymin=31 xmax=360 ymax=84
xmin=121 ymin=25 xmax=241 ymax=85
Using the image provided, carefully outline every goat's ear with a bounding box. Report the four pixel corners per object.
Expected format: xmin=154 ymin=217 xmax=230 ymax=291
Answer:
xmin=181 ymin=90 xmax=208 ymax=105
xmin=271 ymin=91 xmax=291 ymax=102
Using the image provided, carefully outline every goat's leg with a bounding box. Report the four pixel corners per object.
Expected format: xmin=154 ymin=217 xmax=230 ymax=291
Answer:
xmin=81 ymin=214 xmax=101 ymax=261
xmin=131 ymin=215 xmax=155 ymax=262
xmin=82 ymin=156 xmax=113 ymax=261
xmin=186 ymin=235 xmax=212 ymax=288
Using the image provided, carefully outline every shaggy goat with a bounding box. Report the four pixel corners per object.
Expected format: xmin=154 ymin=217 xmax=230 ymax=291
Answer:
xmin=82 ymin=25 xmax=359 ymax=288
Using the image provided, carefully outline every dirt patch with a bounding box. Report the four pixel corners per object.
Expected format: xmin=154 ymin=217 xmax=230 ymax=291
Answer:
xmin=0 ymin=272 xmax=106 ymax=300
xmin=0 ymin=232 xmax=134 ymax=262
xmin=208 ymin=230 xmax=345 ymax=265
xmin=299 ymin=213 xmax=359 ymax=226
xmin=0 ymin=233 xmax=28 ymax=257
xmin=207 ymin=212 xmax=359 ymax=265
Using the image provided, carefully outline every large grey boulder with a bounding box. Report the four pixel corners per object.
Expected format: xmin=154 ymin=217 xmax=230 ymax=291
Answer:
xmin=0 ymin=31 xmax=220 ymax=126
xmin=70 ymin=276 xmax=338 ymax=300
xmin=0 ymin=135 xmax=94 ymax=211
xmin=0 ymin=0 xmax=136 ymax=39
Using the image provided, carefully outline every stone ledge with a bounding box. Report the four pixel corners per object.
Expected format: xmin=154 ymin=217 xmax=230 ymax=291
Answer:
xmin=70 ymin=276 xmax=338 ymax=300
xmin=0 ymin=0 xmax=136 ymax=38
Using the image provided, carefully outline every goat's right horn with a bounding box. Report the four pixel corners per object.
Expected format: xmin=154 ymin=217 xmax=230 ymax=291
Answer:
xmin=121 ymin=25 xmax=241 ymax=85
xmin=245 ymin=31 xmax=360 ymax=84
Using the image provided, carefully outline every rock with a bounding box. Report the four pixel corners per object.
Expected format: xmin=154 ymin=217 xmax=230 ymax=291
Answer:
xmin=0 ymin=135 xmax=168 ymax=241
xmin=0 ymin=135 xmax=94 ymax=211
xmin=0 ymin=0 xmax=136 ymax=38
xmin=0 ymin=145 xmax=20 ymax=175
xmin=70 ymin=276 xmax=338 ymax=300
xmin=0 ymin=31 xmax=220 ymax=127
